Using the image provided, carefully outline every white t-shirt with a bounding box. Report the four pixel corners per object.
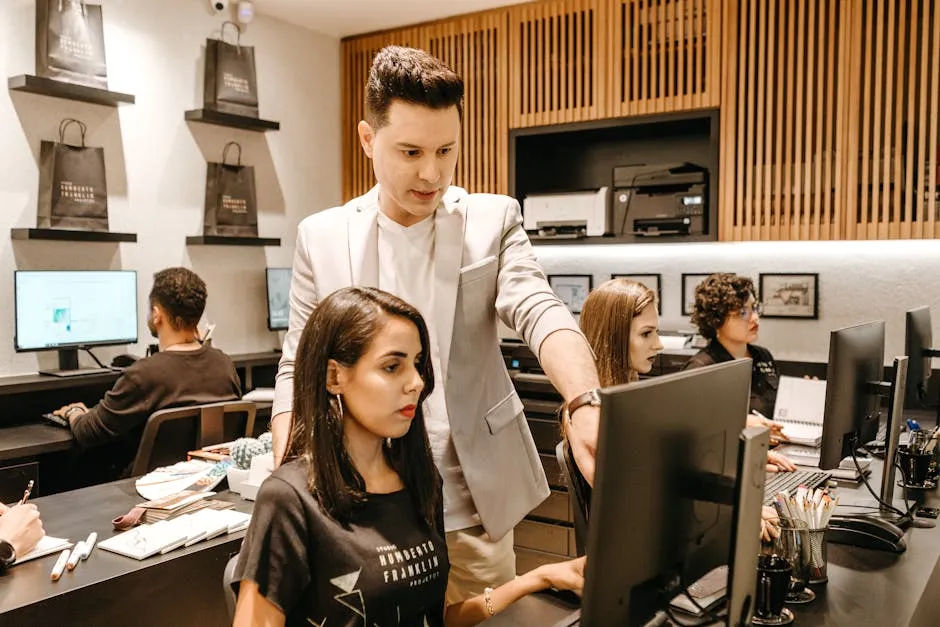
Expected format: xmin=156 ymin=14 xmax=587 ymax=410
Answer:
xmin=377 ymin=209 xmax=479 ymax=532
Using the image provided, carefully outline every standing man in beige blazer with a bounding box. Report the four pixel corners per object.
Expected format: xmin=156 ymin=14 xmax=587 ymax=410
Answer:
xmin=272 ymin=46 xmax=600 ymax=606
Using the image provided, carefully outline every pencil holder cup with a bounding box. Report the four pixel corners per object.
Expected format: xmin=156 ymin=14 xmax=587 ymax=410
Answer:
xmin=806 ymin=527 xmax=829 ymax=584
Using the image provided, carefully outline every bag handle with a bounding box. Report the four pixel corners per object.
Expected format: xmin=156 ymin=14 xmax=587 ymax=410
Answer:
xmin=58 ymin=118 xmax=87 ymax=148
xmin=57 ymin=0 xmax=87 ymax=17
xmin=222 ymin=141 xmax=242 ymax=167
xmin=219 ymin=21 xmax=243 ymax=54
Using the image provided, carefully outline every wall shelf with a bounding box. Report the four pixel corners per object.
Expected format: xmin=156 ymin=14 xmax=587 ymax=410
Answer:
xmin=186 ymin=235 xmax=280 ymax=247
xmin=184 ymin=108 xmax=280 ymax=132
xmin=8 ymin=74 xmax=135 ymax=106
xmin=11 ymin=228 xmax=137 ymax=243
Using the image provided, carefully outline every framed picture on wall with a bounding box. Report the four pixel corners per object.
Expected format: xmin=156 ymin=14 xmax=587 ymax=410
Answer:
xmin=681 ymin=273 xmax=716 ymax=316
xmin=548 ymin=274 xmax=593 ymax=314
xmin=759 ymin=273 xmax=819 ymax=319
xmin=612 ymin=274 xmax=662 ymax=314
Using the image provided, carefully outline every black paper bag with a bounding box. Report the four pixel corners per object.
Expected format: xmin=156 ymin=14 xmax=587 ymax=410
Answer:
xmin=204 ymin=142 xmax=258 ymax=237
xmin=38 ymin=119 xmax=110 ymax=232
xmin=204 ymin=22 xmax=259 ymax=117
xmin=36 ymin=0 xmax=108 ymax=89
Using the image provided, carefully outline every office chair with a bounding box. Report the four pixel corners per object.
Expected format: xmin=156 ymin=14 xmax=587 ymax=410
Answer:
xmin=223 ymin=553 xmax=239 ymax=621
xmin=555 ymin=440 xmax=591 ymax=556
xmin=130 ymin=400 xmax=257 ymax=477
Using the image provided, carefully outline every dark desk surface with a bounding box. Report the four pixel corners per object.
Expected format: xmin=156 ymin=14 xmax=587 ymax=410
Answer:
xmin=0 ymin=424 xmax=73 ymax=462
xmin=0 ymin=371 xmax=120 ymax=397
xmin=0 ymin=477 xmax=252 ymax=626
xmin=483 ymin=459 xmax=940 ymax=627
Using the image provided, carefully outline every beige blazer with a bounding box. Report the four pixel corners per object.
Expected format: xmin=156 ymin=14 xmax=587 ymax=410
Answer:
xmin=274 ymin=185 xmax=581 ymax=539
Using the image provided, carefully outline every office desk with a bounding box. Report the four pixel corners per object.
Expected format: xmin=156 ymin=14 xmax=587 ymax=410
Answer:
xmin=482 ymin=460 xmax=940 ymax=627
xmin=0 ymin=424 xmax=73 ymax=462
xmin=0 ymin=477 xmax=252 ymax=627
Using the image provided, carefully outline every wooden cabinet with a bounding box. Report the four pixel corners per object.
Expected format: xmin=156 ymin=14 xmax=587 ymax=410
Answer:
xmin=340 ymin=0 xmax=940 ymax=242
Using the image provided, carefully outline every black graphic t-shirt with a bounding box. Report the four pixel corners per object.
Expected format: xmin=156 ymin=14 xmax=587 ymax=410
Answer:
xmin=233 ymin=460 xmax=449 ymax=627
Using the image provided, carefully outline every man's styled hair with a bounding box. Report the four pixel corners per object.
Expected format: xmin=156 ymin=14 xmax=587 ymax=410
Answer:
xmin=579 ymin=279 xmax=658 ymax=387
xmin=149 ymin=267 xmax=207 ymax=331
xmin=285 ymin=287 xmax=439 ymax=527
xmin=365 ymin=45 xmax=464 ymax=129
xmin=690 ymin=273 xmax=757 ymax=340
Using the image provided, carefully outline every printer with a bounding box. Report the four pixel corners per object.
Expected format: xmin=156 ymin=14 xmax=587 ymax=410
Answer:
xmin=522 ymin=187 xmax=609 ymax=238
xmin=611 ymin=163 xmax=708 ymax=239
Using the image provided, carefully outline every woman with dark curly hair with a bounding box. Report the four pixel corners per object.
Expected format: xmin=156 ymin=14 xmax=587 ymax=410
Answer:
xmin=683 ymin=273 xmax=795 ymax=475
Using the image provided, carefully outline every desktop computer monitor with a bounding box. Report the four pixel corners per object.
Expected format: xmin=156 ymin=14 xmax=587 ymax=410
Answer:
xmin=905 ymin=306 xmax=940 ymax=407
xmin=582 ymin=359 xmax=766 ymax=626
xmin=265 ymin=267 xmax=290 ymax=331
xmin=14 ymin=270 xmax=138 ymax=375
xmin=818 ymin=321 xmax=888 ymax=471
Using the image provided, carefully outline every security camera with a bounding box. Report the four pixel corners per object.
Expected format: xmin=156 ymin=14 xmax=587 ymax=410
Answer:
xmin=208 ymin=0 xmax=229 ymax=14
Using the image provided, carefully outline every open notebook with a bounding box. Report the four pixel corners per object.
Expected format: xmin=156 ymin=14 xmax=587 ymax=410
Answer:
xmin=13 ymin=535 xmax=72 ymax=565
xmin=773 ymin=376 xmax=827 ymax=447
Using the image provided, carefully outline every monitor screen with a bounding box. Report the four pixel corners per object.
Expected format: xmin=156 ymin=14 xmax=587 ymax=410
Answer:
xmin=266 ymin=268 xmax=291 ymax=331
xmin=14 ymin=271 xmax=138 ymax=351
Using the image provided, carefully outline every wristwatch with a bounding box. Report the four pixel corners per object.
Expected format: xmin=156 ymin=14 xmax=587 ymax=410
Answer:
xmin=0 ymin=540 xmax=16 ymax=570
xmin=565 ymin=388 xmax=601 ymax=421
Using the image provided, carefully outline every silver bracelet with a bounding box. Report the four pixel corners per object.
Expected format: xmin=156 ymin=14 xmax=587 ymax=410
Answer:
xmin=483 ymin=586 xmax=496 ymax=615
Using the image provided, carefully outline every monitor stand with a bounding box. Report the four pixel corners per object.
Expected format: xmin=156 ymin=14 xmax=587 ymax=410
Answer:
xmin=38 ymin=348 xmax=112 ymax=378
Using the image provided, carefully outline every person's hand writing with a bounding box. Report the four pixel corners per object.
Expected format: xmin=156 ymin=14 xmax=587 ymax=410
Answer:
xmin=0 ymin=504 xmax=44 ymax=557
xmin=535 ymin=556 xmax=586 ymax=596
xmin=747 ymin=413 xmax=789 ymax=446
xmin=766 ymin=450 xmax=797 ymax=473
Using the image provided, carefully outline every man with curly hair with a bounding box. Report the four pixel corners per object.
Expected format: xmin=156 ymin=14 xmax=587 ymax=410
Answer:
xmin=53 ymin=267 xmax=242 ymax=478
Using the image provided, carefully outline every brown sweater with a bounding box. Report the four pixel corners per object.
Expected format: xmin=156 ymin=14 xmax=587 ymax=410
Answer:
xmin=70 ymin=344 xmax=242 ymax=473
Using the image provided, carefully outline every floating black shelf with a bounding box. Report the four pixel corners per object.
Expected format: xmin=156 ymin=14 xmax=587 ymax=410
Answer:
xmin=186 ymin=235 xmax=280 ymax=247
xmin=8 ymin=74 xmax=135 ymax=106
xmin=11 ymin=228 xmax=137 ymax=242
xmin=184 ymin=108 xmax=280 ymax=132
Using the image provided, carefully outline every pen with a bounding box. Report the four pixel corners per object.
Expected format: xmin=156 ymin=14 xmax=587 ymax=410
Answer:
xmin=50 ymin=549 xmax=70 ymax=581
xmin=80 ymin=532 xmax=97 ymax=560
xmin=20 ymin=479 xmax=34 ymax=505
xmin=66 ymin=542 xmax=85 ymax=571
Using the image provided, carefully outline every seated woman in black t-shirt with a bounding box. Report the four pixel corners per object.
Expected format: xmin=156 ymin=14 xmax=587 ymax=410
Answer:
xmin=233 ymin=287 xmax=585 ymax=627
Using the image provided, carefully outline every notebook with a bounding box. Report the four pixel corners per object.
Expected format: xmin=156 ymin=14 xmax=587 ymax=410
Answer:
xmin=99 ymin=509 xmax=252 ymax=560
xmin=12 ymin=535 xmax=72 ymax=566
xmin=773 ymin=376 xmax=827 ymax=447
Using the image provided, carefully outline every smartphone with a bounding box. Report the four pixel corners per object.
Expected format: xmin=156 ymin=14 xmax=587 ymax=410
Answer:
xmin=915 ymin=506 xmax=940 ymax=519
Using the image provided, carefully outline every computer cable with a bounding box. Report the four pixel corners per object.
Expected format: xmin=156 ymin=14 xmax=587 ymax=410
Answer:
xmin=81 ymin=346 xmax=111 ymax=370
xmin=849 ymin=441 xmax=915 ymax=524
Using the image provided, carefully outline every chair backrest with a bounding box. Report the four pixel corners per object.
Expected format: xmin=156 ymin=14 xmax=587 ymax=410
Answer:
xmin=223 ymin=553 xmax=239 ymax=621
xmin=130 ymin=400 xmax=256 ymax=477
xmin=556 ymin=439 xmax=591 ymax=557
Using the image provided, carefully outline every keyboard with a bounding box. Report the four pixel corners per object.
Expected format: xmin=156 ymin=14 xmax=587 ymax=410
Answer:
xmin=40 ymin=412 xmax=71 ymax=429
xmin=763 ymin=469 xmax=831 ymax=505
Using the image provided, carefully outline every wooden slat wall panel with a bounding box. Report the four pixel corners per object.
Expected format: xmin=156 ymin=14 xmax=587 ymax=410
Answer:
xmin=720 ymin=0 xmax=847 ymax=241
xmin=843 ymin=0 xmax=940 ymax=239
xmin=340 ymin=30 xmax=422 ymax=201
xmin=508 ymin=0 xmax=609 ymax=127
xmin=422 ymin=13 xmax=509 ymax=195
xmin=609 ymin=0 xmax=720 ymax=117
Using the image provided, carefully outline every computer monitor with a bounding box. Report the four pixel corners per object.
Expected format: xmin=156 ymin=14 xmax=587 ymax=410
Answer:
xmin=818 ymin=321 xmax=888 ymax=470
xmin=904 ymin=307 xmax=940 ymax=407
xmin=265 ymin=267 xmax=290 ymax=331
xmin=582 ymin=359 xmax=766 ymax=626
xmin=14 ymin=270 xmax=138 ymax=375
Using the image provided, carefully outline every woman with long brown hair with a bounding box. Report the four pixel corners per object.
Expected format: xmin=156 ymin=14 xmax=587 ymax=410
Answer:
xmin=233 ymin=287 xmax=584 ymax=627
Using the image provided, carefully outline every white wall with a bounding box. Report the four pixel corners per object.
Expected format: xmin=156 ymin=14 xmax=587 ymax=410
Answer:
xmin=531 ymin=239 xmax=940 ymax=366
xmin=0 ymin=0 xmax=340 ymax=376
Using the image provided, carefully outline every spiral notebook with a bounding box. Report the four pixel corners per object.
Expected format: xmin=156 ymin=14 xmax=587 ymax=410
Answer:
xmin=772 ymin=376 xmax=827 ymax=447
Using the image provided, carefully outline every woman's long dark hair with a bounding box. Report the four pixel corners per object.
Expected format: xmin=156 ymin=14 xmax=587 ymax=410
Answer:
xmin=284 ymin=287 xmax=438 ymax=527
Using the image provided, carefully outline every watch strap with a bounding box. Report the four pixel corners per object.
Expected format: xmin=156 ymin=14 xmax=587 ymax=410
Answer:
xmin=0 ymin=540 xmax=16 ymax=569
xmin=566 ymin=389 xmax=601 ymax=419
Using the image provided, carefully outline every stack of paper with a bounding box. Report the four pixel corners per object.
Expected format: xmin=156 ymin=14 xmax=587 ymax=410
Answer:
xmin=773 ymin=376 xmax=827 ymax=447
xmin=99 ymin=509 xmax=252 ymax=560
